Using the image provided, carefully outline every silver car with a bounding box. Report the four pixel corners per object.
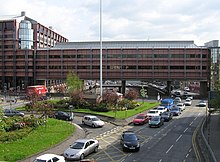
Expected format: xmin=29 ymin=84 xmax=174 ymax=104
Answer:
xmin=64 ymin=139 xmax=99 ymax=160
xmin=82 ymin=115 xmax=104 ymax=127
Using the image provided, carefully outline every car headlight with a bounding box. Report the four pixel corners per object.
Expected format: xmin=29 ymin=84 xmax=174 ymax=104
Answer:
xmin=123 ymin=143 xmax=128 ymax=148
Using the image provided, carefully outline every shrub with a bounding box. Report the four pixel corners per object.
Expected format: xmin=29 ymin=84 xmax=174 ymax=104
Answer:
xmin=0 ymin=127 xmax=33 ymax=143
xmin=89 ymin=103 xmax=109 ymax=112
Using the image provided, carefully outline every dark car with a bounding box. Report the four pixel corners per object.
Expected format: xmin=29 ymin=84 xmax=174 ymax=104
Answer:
xmin=148 ymin=116 xmax=164 ymax=128
xmin=161 ymin=111 xmax=173 ymax=121
xmin=4 ymin=109 xmax=24 ymax=117
xmin=120 ymin=131 xmax=140 ymax=152
xmin=170 ymin=106 xmax=181 ymax=116
xmin=54 ymin=111 xmax=73 ymax=121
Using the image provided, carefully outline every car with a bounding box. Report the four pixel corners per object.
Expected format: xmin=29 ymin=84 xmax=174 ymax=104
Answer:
xmin=170 ymin=106 xmax=181 ymax=116
xmin=197 ymin=100 xmax=207 ymax=107
xmin=4 ymin=109 xmax=24 ymax=117
xmin=33 ymin=153 xmax=65 ymax=162
xmin=64 ymin=139 xmax=99 ymax=160
xmin=176 ymin=102 xmax=185 ymax=111
xmin=184 ymin=87 xmax=190 ymax=91
xmin=120 ymin=131 xmax=140 ymax=152
xmin=147 ymin=110 xmax=161 ymax=119
xmin=161 ymin=111 xmax=173 ymax=121
xmin=184 ymin=98 xmax=192 ymax=106
xmin=160 ymin=98 xmax=174 ymax=109
xmin=82 ymin=115 xmax=104 ymax=128
xmin=148 ymin=116 xmax=164 ymax=128
xmin=156 ymin=106 xmax=167 ymax=114
xmin=132 ymin=113 xmax=149 ymax=125
xmin=54 ymin=111 xmax=73 ymax=121
xmin=174 ymin=97 xmax=181 ymax=104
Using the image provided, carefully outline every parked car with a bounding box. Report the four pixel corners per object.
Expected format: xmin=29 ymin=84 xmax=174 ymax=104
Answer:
xmin=82 ymin=115 xmax=104 ymax=128
xmin=132 ymin=113 xmax=149 ymax=125
xmin=4 ymin=109 xmax=24 ymax=117
xmin=184 ymin=98 xmax=192 ymax=106
xmin=197 ymin=100 xmax=207 ymax=107
xmin=176 ymin=102 xmax=185 ymax=111
xmin=33 ymin=153 xmax=65 ymax=162
xmin=170 ymin=106 xmax=181 ymax=116
xmin=149 ymin=116 xmax=164 ymax=128
xmin=120 ymin=131 xmax=140 ymax=152
xmin=161 ymin=111 xmax=173 ymax=121
xmin=54 ymin=111 xmax=73 ymax=121
xmin=147 ymin=110 xmax=160 ymax=119
xmin=156 ymin=106 xmax=167 ymax=114
xmin=64 ymin=139 xmax=99 ymax=160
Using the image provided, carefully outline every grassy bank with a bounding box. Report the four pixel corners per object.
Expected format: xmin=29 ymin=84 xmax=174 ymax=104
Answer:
xmin=0 ymin=118 xmax=75 ymax=161
xmin=75 ymin=101 xmax=159 ymax=119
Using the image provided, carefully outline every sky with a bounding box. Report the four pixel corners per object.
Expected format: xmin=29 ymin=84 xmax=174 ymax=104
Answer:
xmin=1 ymin=0 xmax=220 ymax=46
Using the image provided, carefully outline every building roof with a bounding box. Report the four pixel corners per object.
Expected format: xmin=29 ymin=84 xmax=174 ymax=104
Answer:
xmin=52 ymin=40 xmax=203 ymax=50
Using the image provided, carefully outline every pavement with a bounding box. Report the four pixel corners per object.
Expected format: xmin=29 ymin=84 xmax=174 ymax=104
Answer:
xmin=201 ymin=113 xmax=220 ymax=162
xmin=1 ymin=100 xmax=220 ymax=162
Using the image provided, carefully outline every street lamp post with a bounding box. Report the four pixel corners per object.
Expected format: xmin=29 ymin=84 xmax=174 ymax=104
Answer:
xmin=100 ymin=0 xmax=103 ymax=97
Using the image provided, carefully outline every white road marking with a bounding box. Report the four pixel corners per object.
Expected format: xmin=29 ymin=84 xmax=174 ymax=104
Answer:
xmin=166 ymin=145 xmax=173 ymax=154
xmin=176 ymin=134 xmax=182 ymax=142
xmin=184 ymin=128 xmax=188 ymax=133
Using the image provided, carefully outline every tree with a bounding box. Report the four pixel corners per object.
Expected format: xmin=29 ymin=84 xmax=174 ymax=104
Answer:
xmin=66 ymin=72 xmax=83 ymax=94
xmin=210 ymin=81 xmax=220 ymax=113
xmin=66 ymin=72 xmax=84 ymax=107
xmin=125 ymin=89 xmax=139 ymax=100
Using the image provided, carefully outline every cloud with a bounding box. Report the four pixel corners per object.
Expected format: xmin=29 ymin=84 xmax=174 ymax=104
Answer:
xmin=0 ymin=0 xmax=220 ymax=46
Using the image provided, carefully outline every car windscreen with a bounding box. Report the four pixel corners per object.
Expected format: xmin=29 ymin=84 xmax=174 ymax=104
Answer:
xmin=151 ymin=117 xmax=160 ymax=121
xmin=124 ymin=134 xmax=137 ymax=141
xmin=91 ymin=117 xmax=100 ymax=121
xmin=70 ymin=142 xmax=84 ymax=149
xmin=136 ymin=115 xmax=145 ymax=119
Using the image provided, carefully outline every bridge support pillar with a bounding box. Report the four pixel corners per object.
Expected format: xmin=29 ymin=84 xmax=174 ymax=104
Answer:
xmin=167 ymin=81 xmax=172 ymax=95
xmin=200 ymin=81 xmax=208 ymax=98
xmin=121 ymin=80 xmax=126 ymax=95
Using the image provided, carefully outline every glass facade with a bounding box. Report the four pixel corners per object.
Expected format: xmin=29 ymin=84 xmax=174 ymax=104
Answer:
xmin=19 ymin=20 xmax=33 ymax=49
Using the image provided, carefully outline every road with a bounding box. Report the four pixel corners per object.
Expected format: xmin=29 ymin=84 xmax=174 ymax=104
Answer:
xmin=83 ymin=100 xmax=206 ymax=162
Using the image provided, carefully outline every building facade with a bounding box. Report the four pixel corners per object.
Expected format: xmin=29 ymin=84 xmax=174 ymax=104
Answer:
xmin=0 ymin=12 xmax=219 ymax=97
xmin=0 ymin=12 xmax=68 ymax=92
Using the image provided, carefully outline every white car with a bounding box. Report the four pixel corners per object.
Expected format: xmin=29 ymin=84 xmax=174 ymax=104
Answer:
xmin=197 ymin=100 xmax=207 ymax=107
xmin=82 ymin=115 xmax=104 ymax=127
xmin=147 ymin=110 xmax=161 ymax=118
xmin=184 ymin=98 xmax=192 ymax=106
xmin=33 ymin=154 xmax=65 ymax=162
xmin=156 ymin=106 xmax=167 ymax=114
xmin=64 ymin=139 xmax=99 ymax=160
xmin=177 ymin=102 xmax=185 ymax=111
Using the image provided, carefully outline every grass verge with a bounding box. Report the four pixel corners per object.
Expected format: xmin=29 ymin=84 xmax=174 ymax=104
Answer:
xmin=0 ymin=118 xmax=75 ymax=161
xmin=75 ymin=101 xmax=159 ymax=119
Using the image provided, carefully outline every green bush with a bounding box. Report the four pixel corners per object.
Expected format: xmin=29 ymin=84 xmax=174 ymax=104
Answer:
xmin=0 ymin=127 xmax=33 ymax=143
xmin=89 ymin=103 xmax=109 ymax=112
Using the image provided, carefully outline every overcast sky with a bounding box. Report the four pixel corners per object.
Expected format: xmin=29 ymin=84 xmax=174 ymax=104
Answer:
xmin=1 ymin=0 xmax=220 ymax=46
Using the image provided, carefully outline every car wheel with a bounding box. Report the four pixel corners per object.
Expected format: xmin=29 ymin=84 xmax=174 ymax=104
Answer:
xmin=80 ymin=153 xmax=84 ymax=160
xmin=82 ymin=121 xmax=85 ymax=124
xmin=92 ymin=124 xmax=96 ymax=128
xmin=94 ymin=146 xmax=98 ymax=153
xmin=136 ymin=147 xmax=140 ymax=152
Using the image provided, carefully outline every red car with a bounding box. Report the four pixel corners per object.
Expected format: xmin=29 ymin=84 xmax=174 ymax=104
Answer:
xmin=133 ymin=114 xmax=149 ymax=125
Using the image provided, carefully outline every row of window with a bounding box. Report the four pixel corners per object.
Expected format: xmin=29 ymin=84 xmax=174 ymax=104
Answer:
xmin=35 ymin=65 xmax=207 ymax=70
xmin=35 ymin=53 xmax=208 ymax=59
xmin=0 ymin=55 xmax=33 ymax=59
